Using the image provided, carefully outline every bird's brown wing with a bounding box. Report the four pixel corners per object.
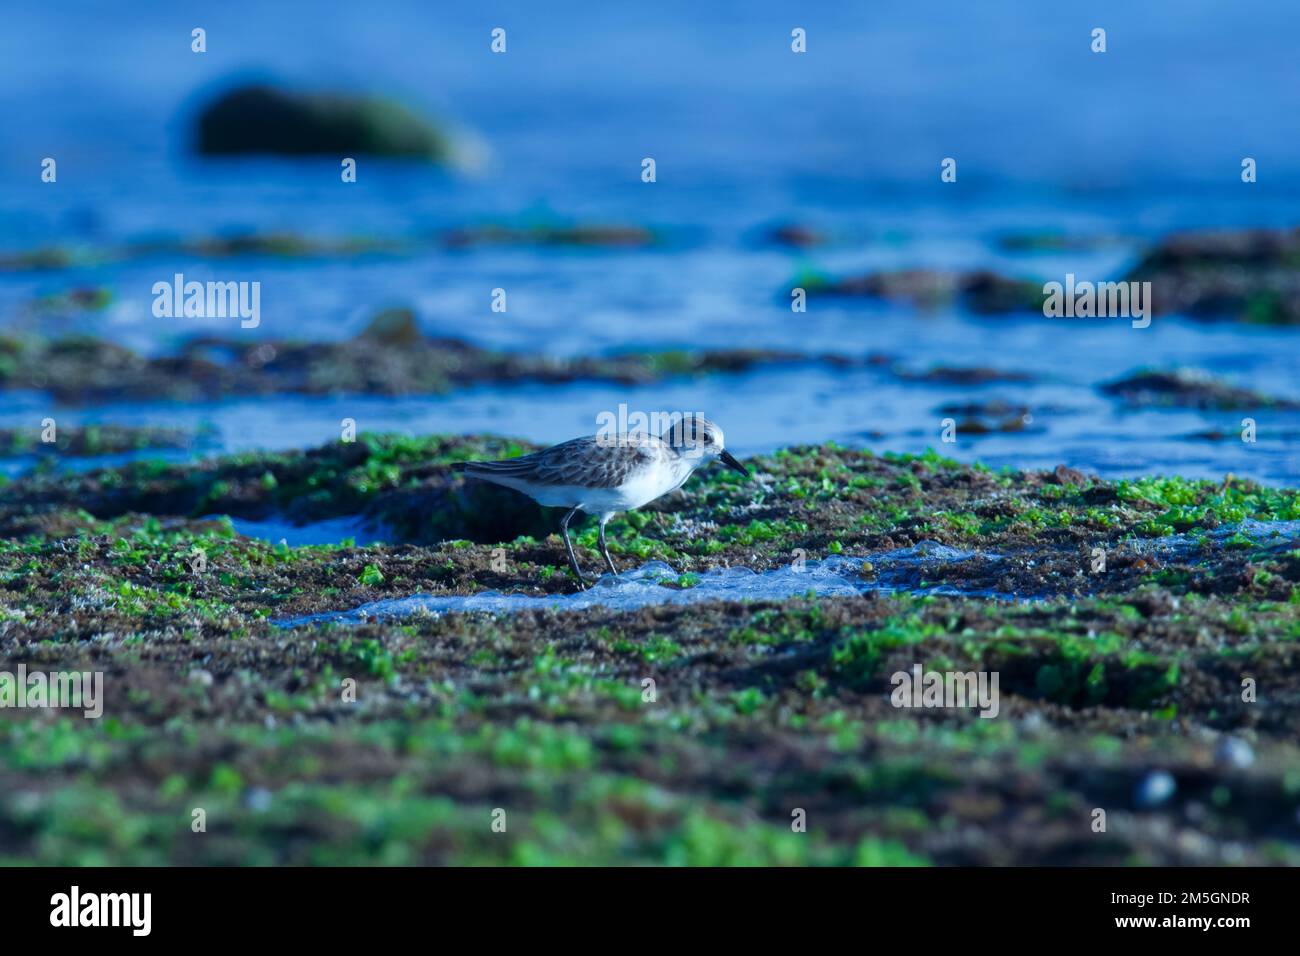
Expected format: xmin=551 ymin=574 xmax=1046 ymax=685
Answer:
xmin=463 ymin=434 xmax=663 ymax=488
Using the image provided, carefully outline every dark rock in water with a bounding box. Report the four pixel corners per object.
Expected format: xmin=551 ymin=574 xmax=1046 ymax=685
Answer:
xmin=0 ymin=321 xmax=846 ymax=404
xmin=949 ymin=417 xmax=1024 ymax=435
xmin=1099 ymin=368 xmax=1300 ymax=411
xmin=357 ymin=308 xmax=425 ymax=348
xmin=33 ymin=286 xmax=113 ymax=312
xmin=959 ymin=270 xmax=1048 ymax=314
xmin=441 ymin=223 xmax=655 ymax=249
xmin=1125 ymin=227 xmax=1300 ymax=324
xmin=901 ymin=365 xmax=1035 ymax=385
xmin=996 ymin=231 xmax=1124 ymax=253
xmin=0 ymin=246 xmax=79 ymax=272
xmin=195 ymin=84 xmax=455 ymax=161
xmin=763 ymin=223 xmax=828 ymax=248
xmin=0 ymin=424 xmax=194 ymax=457
xmin=936 ymin=400 xmax=1036 ymax=435
xmin=2 ymin=235 xmax=408 ymax=272
xmin=795 ymin=268 xmax=1045 ymax=313
xmin=810 ymin=268 xmax=963 ymax=306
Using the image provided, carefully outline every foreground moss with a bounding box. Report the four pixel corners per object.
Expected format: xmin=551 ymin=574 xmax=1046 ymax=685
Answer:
xmin=1 ymin=438 xmax=1298 ymax=864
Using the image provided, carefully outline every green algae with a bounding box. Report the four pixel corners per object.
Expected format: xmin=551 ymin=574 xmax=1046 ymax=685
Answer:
xmin=2 ymin=438 xmax=1300 ymax=865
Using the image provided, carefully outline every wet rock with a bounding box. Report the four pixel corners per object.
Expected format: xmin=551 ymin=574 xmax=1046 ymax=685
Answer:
xmin=4 ymin=436 xmax=1300 ymax=866
xmin=795 ymin=268 xmax=1045 ymax=313
xmin=954 ymin=418 xmax=1022 ymax=435
xmin=0 ymin=221 xmax=669 ymax=274
xmin=32 ymin=286 xmax=113 ymax=312
xmin=762 ymin=223 xmax=827 ymax=248
xmin=442 ymin=223 xmax=656 ymax=249
xmin=357 ymin=308 xmax=425 ymax=348
xmin=960 ymin=270 xmax=1048 ymax=314
xmin=797 ymin=268 xmax=961 ymax=308
xmin=0 ymin=246 xmax=78 ymax=272
xmin=2 ymin=235 xmax=406 ymax=274
xmin=195 ymin=84 xmax=456 ymax=162
xmin=901 ymin=366 xmax=1035 ymax=385
xmin=180 ymin=233 xmax=403 ymax=258
xmin=0 ymin=324 xmax=827 ymax=404
xmin=0 ymin=424 xmax=194 ymax=457
xmin=997 ymin=232 xmax=1124 ymax=253
xmin=1081 ymin=484 xmax=1119 ymax=505
xmin=1124 ymin=227 xmax=1300 ymax=324
xmin=938 ymin=400 xmax=1035 ymax=435
xmin=1099 ymin=368 xmax=1300 ymax=411
xmin=1050 ymin=464 xmax=1089 ymax=486
xmin=4 ymin=435 xmax=1298 ymax=609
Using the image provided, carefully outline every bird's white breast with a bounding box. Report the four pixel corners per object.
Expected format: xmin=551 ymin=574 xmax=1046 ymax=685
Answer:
xmin=485 ymin=453 xmax=696 ymax=514
xmin=577 ymin=457 xmax=694 ymax=513
xmin=606 ymin=457 xmax=694 ymax=510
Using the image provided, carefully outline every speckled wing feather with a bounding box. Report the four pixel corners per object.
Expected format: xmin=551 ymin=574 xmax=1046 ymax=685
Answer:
xmin=464 ymin=434 xmax=666 ymax=488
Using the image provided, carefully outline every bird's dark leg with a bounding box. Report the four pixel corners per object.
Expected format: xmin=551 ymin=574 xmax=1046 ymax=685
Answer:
xmin=598 ymin=515 xmax=619 ymax=577
xmin=560 ymin=506 xmax=587 ymax=586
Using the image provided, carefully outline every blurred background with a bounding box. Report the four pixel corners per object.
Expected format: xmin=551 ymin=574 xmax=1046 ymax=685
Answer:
xmin=1 ymin=0 xmax=1297 ymax=484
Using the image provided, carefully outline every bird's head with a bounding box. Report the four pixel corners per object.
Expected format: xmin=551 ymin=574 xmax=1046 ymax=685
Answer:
xmin=660 ymin=415 xmax=749 ymax=477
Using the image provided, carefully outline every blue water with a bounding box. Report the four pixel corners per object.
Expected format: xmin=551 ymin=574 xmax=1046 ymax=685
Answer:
xmin=274 ymin=521 xmax=1300 ymax=623
xmin=275 ymin=547 xmax=1003 ymax=626
xmin=1 ymin=0 xmax=1298 ymax=485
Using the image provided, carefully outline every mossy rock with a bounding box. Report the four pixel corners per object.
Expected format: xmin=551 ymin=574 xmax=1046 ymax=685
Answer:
xmin=195 ymin=84 xmax=455 ymax=161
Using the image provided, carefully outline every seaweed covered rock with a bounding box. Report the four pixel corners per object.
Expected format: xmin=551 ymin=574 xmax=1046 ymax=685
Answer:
xmin=195 ymin=84 xmax=456 ymax=161
xmin=794 ymin=268 xmax=1046 ymax=313
xmin=0 ymin=322 xmax=832 ymax=404
xmin=1100 ymin=368 xmax=1300 ymax=410
xmin=1125 ymin=227 xmax=1300 ymax=324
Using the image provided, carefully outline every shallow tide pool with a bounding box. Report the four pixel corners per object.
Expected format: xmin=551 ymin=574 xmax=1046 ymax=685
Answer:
xmin=274 ymin=520 xmax=1300 ymax=626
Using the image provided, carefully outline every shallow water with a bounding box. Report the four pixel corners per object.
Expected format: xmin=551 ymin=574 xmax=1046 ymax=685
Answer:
xmin=275 ymin=545 xmax=1006 ymax=627
xmin=217 ymin=515 xmax=389 ymax=548
xmin=1133 ymin=518 xmax=1300 ymax=560
xmin=1 ymin=1 xmax=1298 ymax=485
xmin=3 ymin=327 xmax=1298 ymax=485
xmin=274 ymin=520 xmax=1300 ymax=625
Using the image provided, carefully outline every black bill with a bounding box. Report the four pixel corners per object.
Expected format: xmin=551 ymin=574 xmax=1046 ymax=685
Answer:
xmin=719 ymin=449 xmax=750 ymax=477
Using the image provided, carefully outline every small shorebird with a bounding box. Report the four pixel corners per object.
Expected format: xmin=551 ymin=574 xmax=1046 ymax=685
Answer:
xmin=461 ymin=415 xmax=749 ymax=585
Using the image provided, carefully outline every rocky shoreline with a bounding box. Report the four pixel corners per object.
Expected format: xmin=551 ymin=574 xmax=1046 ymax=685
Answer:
xmin=1 ymin=436 xmax=1297 ymax=864
xmin=2 ymin=312 xmax=1295 ymax=413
